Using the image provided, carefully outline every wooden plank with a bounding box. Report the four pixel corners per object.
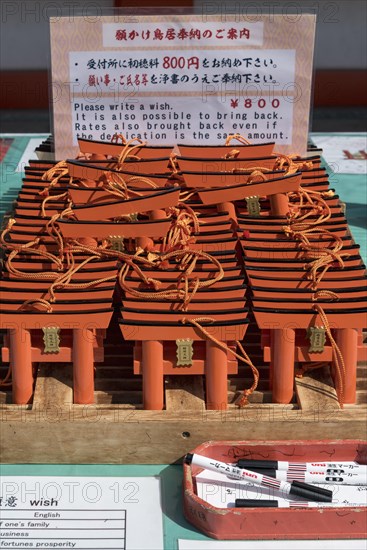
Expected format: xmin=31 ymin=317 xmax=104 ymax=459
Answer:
xmin=94 ymin=390 xmax=142 ymax=405
xmin=295 ymin=365 xmax=340 ymax=411
xmin=0 ymin=392 xmax=11 ymax=405
xmin=165 ymin=375 xmax=205 ymax=411
xmin=32 ymin=364 xmax=73 ymax=408
xmin=1 ymin=409 xmax=365 ymax=464
xmin=0 ymin=361 xmax=365 ymax=464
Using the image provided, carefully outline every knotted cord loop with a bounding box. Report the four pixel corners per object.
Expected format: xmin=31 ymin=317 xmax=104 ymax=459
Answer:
xmin=312 ymin=304 xmax=346 ymax=407
xmin=0 ymin=218 xmax=17 ymax=247
xmin=231 ymin=166 xmax=272 ymax=180
xmin=40 ymin=191 xmax=69 ymax=218
xmin=223 ymin=149 xmax=240 ymax=159
xmin=0 ymin=364 xmax=12 ymax=387
xmin=225 ymin=133 xmax=252 ymax=146
xmin=311 ymin=290 xmax=339 ymax=302
xmin=283 ymin=186 xmax=348 ymax=289
xmin=163 ymin=203 xmax=200 ymax=252
xmin=19 ymin=298 xmax=53 ymax=313
xmin=117 ymin=138 xmax=146 ymax=167
xmin=169 ymin=155 xmax=179 ymax=174
xmin=247 ymin=169 xmax=268 ymax=183
xmin=273 ymin=153 xmax=299 ymax=175
xmin=41 ymin=161 xmax=73 ymax=187
xmin=111 ymin=133 xmax=127 ymax=144
xmin=118 ymin=247 xmax=224 ymax=311
xmin=181 ymin=316 xmax=259 ymax=406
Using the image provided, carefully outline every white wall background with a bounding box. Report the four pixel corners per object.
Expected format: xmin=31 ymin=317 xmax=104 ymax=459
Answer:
xmin=0 ymin=0 xmax=115 ymax=70
xmin=0 ymin=0 xmax=366 ymax=70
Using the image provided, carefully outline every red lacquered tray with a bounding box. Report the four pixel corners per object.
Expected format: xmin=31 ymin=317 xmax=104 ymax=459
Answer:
xmin=183 ymin=439 xmax=367 ymax=540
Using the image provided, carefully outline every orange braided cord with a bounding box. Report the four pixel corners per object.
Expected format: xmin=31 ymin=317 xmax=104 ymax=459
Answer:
xmin=48 ymin=253 xmax=104 ymax=301
xmin=273 ymin=153 xmax=299 ymax=175
xmin=117 ymin=138 xmax=146 ymax=167
xmin=118 ymin=248 xmax=224 ymax=310
xmin=168 ymin=155 xmax=179 ymax=174
xmin=6 ymin=255 xmax=61 ymax=281
xmin=0 ymin=364 xmax=12 ymax=387
xmin=288 ymin=188 xmax=331 ymax=224
xmin=231 ymin=166 xmax=272 ymax=175
xmin=126 ymin=175 xmax=159 ymax=189
xmin=290 ymin=154 xmax=314 ymax=171
xmin=223 ymin=149 xmax=240 ymax=159
xmin=313 ymin=304 xmax=346 ymax=407
xmin=38 ymin=243 xmax=118 ymax=299
xmin=307 ymin=251 xmax=350 ymax=289
xmin=163 ymin=249 xmax=224 ymax=290
xmin=236 ymin=340 xmax=260 ymax=407
xmin=282 ymin=188 xmax=348 ymax=288
xmin=225 ymin=133 xmax=252 ymax=146
xmin=247 ymin=170 xmax=269 ymax=183
xmin=41 ymin=161 xmax=72 ymax=187
xmin=282 ymin=179 xmax=347 ymax=406
xmin=55 ymin=274 xmax=117 ymax=292
xmin=45 ymin=213 xmax=66 ymax=257
xmin=111 ymin=133 xmax=127 ymax=144
xmin=163 ymin=204 xmax=200 ymax=251
xmin=179 ymin=191 xmax=198 ymax=203
xmin=101 ymin=172 xmax=158 ymax=203
xmin=312 ymin=290 xmax=339 ymax=302
xmin=40 ymin=191 xmax=69 ymax=218
xmin=0 ymin=218 xmax=17 ymax=248
xmin=5 ymin=232 xmax=113 ymax=295
xmin=181 ymin=316 xmax=259 ymax=406
xmin=119 ymin=262 xmax=186 ymax=302
xmin=102 ymin=173 xmax=128 ymax=200
xmin=19 ymin=298 xmax=53 ymax=313
xmin=45 ymin=203 xmax=75 ymax=260
xmin=5 ymin=230 xmax=64 ymax=278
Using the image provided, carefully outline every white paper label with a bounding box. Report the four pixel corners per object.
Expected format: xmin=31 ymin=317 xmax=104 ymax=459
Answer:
xmin=69 ymin=49 xmax=295 ymax=94
xmin=0 ymin=476 xmax=163 ymax=549
xmin=103 ymin=21 xmax=264 ymax=48
xmin=71 ymin=94 xmax=293 ymax=146
xmin=69 ymin=48 xmax=295 ymax=145
xmin=50 ymin=14 xmax=316 ymax=157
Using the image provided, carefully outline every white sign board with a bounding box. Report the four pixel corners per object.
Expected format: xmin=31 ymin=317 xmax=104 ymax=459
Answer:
xmin=50 ymin=14 xmax=316 ymax=158
xmin=0 ymin=476 xmax=164 ymax=549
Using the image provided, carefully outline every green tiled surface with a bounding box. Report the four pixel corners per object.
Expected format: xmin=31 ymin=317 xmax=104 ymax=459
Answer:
xmin=0 ymin=134 xmax=48 ymax=220
xmin=311 ymin=133 xmax=366 ymax=265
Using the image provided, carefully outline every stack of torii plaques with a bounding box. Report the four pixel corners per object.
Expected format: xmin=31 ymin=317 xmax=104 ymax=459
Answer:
xmin=1 ymin=135 xmax=365 ymax=410
xmin=0 ymin=156 xmax=119 ymax=405
xmin=175 ymin=137 xmax=367 ymax=407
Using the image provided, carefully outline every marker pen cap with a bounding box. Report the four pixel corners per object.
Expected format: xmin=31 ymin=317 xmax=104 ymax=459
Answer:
xmin=237 ymin=459 xmax=278 ymax=469
xmin=289 ymin=481 xmax=332 ymax=502
xmin=185 ymin=453 xmax=194 ymax=465
xmin=235 ymin=499 xmax=278 ymax=508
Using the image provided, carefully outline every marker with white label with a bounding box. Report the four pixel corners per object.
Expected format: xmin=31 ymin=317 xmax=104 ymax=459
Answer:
xmin=246 ymin=468 xmax=367 ymax=486
xmin=185 ymin=453 xmax=333 ymax=502
xmin=235 ymin=460 xmax=367 ymax=474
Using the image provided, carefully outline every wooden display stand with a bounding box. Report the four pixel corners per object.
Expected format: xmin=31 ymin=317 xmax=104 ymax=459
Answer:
xmin=1 ymin=334 xmax=366 ymax=463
